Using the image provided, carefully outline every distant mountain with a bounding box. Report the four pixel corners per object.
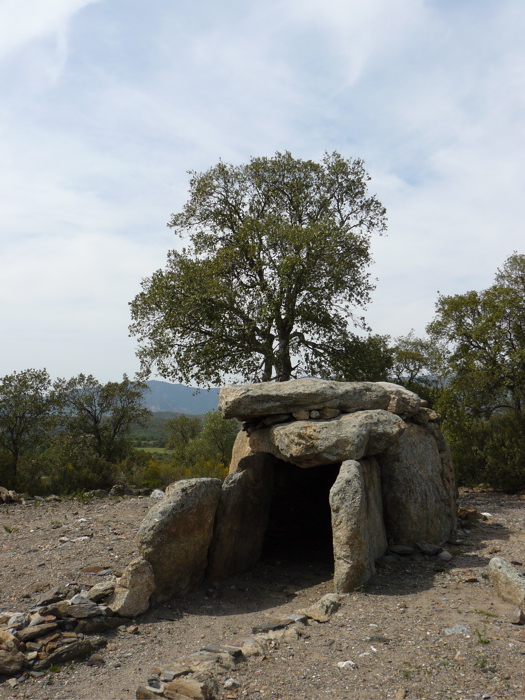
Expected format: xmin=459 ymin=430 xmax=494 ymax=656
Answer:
xmin=143 ymin=380 xmax=220 ymax=414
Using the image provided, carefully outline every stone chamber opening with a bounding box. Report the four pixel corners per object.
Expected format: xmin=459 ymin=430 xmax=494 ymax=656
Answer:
xmin=261 ymin=461 xmax=341 ymax=570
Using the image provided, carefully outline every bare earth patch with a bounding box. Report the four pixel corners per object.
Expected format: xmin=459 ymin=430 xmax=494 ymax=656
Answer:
xmin=1 ymin=489 xmax=525 ymax=700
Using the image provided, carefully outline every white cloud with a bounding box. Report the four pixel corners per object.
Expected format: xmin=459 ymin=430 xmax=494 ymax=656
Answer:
xmin=1 ymin=0 xmax=525 ymax=379
xmin=0 ymin=0 xmax=99 ymax=58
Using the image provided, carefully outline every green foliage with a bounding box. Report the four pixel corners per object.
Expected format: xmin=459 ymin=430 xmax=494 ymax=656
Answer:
xmin=54 ymin=374 xmax=150 ymax=462
xmin=130 ymin=151 xmax=387 ymax=385
xmin=118 ymin=410 xmax=238 ymax=489
xmin=130 ymin=411 xmax=177 ymax=447
xmin=165 ymin=414 xmax=202 ymax=451
xmin=388 ymin=330 xmax=447 ymax=407
xmin=42 ymin=434 xmax=116 ymax=494
xmin=429 ymin=253 xmax=525 ymax=490
xmin=429 ymin=254 xmax=525 ymax=419
xmin=0 ymin=369 xmax=58 ymax=487
xmin=316 ymin=333 xmax=393 ymax=382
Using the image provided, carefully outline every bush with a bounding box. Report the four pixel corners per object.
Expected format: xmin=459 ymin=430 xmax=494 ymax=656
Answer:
xmin=441 ymin=409 xmax=525 ymax=492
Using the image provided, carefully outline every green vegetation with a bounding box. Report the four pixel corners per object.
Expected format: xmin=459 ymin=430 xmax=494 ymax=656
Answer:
xmin=0 ymin=368 xmax=238 ymax=495
xmin=130 ymin=151 xmax=388 ymax=386
xmin=386 ymin=253 xmax=525 ymax=492
xmin=124 ymin=411 xmax=239 ymax=489
xmin=476 ymin=626 xmax=490 ymax=645
xmin=427 ymin=253 xmax=525 ymax=491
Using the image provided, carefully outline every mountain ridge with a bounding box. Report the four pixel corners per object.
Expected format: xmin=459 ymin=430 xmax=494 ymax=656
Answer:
xmin=143 ymin=380 xmax=220 ymax=414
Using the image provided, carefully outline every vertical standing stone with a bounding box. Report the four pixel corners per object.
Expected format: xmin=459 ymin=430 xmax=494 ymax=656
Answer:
xmin=378 ymin=423 xmax=456 ymax=545
xmin=138 ymin=478 xmax=222 ymax=600
xmin=207 ymin=437 xmax=276 ymax=580
xmin=329 ymin=458 xmax=387 ymax=592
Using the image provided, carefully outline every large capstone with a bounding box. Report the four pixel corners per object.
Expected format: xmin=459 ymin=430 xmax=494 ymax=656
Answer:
xmin=220 ymin=378 xmax=421 ymax=420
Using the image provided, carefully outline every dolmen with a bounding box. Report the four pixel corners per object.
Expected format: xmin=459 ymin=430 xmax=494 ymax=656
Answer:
xmin=137 ymin=379 xmax=457 ymax=600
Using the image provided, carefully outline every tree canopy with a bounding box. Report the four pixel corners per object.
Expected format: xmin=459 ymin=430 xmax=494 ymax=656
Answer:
xmin=129 ymin=151 xmax=387 ymax=385
xmin=0 ymin=369 xmax=57 ymax=486
xmin=427 ymin=253 xmax=525 ymax=490
xmin=55 ymin=374 xmax=150 ymax=462
xmin=428 ymin=253 xmax=525 ymax=419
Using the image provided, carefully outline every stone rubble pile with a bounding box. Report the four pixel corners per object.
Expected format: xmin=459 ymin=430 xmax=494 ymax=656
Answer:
xmin=0 ymin=558 xmax=155 ymax=678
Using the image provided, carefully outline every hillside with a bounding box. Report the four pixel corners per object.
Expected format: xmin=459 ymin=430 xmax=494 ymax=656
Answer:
xmin=143 ymin=380 xmax=219 ymax=414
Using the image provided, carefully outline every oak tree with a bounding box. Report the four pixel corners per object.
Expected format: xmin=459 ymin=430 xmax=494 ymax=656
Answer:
xmin=130 ymin=151 xmax=387 ymax=385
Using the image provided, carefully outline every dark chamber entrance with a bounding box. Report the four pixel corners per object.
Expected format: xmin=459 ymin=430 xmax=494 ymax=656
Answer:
xmin=262 ymin=461 xmax=341 ymax=568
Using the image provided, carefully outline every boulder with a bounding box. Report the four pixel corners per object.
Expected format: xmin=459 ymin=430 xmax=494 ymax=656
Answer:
xmin=107 ymin=558 xmax=155 ymax=617
xmin=138 ymin=478 xmax=222 ymax=600
xmin=378 ymin=422 xmax=456 ymax=545
xmin=0 ymin=650 xmax=26 ymax=675
xmin=329 ymin=459 xmax=387 ymax=592
xmin=207 ymin=450 xmax=276 ymax=580
xmin=249 ymin=410 xmax=406 ymax=468
xmin=488 ymin=557 xmax=525 ymax=607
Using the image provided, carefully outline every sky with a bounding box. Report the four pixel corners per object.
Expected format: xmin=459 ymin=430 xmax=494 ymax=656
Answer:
xmin=1 ymin=0 xmax=524 ymax=383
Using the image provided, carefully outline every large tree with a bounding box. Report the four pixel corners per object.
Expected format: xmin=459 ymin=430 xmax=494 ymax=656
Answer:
xmin=130 ymin=151 xmax=387 ymax=385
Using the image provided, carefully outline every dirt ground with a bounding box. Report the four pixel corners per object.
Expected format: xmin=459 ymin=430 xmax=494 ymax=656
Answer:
xmin=1 ymin=489 xmax=525 ymax=700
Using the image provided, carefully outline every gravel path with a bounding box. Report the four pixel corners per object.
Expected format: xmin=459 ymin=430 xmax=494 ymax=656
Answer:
xmin=1 ymin=490 xmax=525 ymax=700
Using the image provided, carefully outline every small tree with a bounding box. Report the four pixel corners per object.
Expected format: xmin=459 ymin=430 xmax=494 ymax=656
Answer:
xmin=55 ymin=374 xmax=150 ymax=462
xmin=0 ymin=369 xmax=57 ymax=488
xmin=130 ymin=151 xmax=387 ymax=385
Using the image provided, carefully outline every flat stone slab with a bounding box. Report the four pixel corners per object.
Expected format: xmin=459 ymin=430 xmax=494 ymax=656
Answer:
xmin=249 ymin=409 xmax=406 ymax=467
xmin=220 ymin=379 xmax=421 ymax=421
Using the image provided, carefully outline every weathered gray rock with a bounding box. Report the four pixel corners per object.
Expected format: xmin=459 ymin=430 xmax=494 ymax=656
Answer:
xmin=138 ymin=478 xmax=222 ymax=600
xmin=488 ymin=557 xmax=525 ymax=607
xmin=107 ymin=558 xmax=155 ymax=617
xmin=207 ymin=445 xmax=276 ymax=580
xmin=220 ymin=378 xmax=420 ymax=420
xmin=299 ymin=593 xmax=342 ymax=622
xmin=0 ymin=650 xmax=26 ymax=675
xmin=17 ymin=622 xmax=57 ymax=642
xmin=249 ymin=410 xmax=406 ymax=468
xmin=375 ymin=382 xmax=422 ymax=416
xmin=330 ymin=459 xmax=387 ymax=592
xmin=378 ymin=422 xmax=456 ymax=545
xmin=6 ymin=613 xmax=29 ymax=630
xmin=33 ymin=636 xmax=107 ymax=670
xmin=87 ymin=580 xmax=115 ymax=602
xmin=227 ymin=431 xmax=252 ymax=475
xmin=66 ymin=594 xmax=102 ymax=618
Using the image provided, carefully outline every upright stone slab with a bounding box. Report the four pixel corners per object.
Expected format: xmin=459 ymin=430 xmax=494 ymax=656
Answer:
xmin=207 ymin=437 xmax=276 ymax=580
xmin=329 ymin=458 xmax=387 ymax=592
xmin=378 ymin=423 xmax=456 ymax=545
xmin=107 ymin=557 xmax=155 ymax=617
xmin=138 ymin=478 xmax=222 ymax=600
